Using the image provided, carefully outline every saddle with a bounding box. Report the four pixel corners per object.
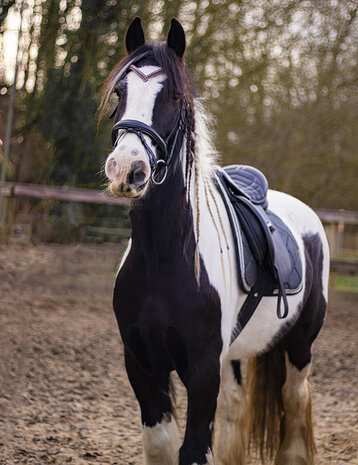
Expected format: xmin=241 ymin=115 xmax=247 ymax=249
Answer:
xmin=215 ymin=165 xmax=303 ymax=344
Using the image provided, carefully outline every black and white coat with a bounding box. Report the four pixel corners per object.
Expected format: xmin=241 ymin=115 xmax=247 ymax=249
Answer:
xmin=102 ymin=18 xmax=329 ymax=465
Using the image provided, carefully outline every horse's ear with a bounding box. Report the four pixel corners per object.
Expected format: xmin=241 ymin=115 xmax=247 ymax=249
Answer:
xmin=167 ymin=18 xmax=186 ymax=59
xmin=126 ymin=17 xmax=145 ymax=54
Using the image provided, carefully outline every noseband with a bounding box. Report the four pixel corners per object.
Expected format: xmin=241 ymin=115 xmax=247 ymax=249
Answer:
xmin=111 ymin=52 xmax=188 ymax=185
xmin=112 ymin=107 xmax=186 ymax=185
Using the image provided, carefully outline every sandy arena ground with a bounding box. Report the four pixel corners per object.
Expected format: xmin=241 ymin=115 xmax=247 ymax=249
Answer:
xmin=0 ymin=239 xmax=357 ymax=464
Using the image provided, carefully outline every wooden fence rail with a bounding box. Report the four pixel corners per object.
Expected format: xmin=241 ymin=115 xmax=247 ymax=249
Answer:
xmin=0 ymin=182 xmax=129 ymax=206
xmin=1 ymin=183 xmax=356 ymax=220
xmin=315 ymin=208 xmax=358 ymax=258
xmin=1 ymin=182 xmax=357 ymax=277
xmin=330 ymin=258 xmax=358 ymax=276
xmin=315 ymin=209 xmax=358 ymax=225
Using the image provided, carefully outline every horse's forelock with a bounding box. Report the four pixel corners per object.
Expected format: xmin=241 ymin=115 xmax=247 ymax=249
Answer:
xmin=98 ymin=47 xmax=147 ymax=123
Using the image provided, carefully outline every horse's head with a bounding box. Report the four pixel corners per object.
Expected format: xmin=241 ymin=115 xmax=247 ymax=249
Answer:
xmin=102 ymin=18 xmax=191 ymax=198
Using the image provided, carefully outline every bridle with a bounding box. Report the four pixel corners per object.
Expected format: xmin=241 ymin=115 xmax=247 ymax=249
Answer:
xmin=110 ymin=51 xmax=188 ymax=185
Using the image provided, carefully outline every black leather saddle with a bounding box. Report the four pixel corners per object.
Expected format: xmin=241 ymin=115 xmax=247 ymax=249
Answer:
xmin=215 ymin=165 xmax=303 ymax=344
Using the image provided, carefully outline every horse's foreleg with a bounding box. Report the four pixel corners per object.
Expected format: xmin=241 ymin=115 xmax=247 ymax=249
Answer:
xmin=124 ymin=349 xmax=181 ymax=465
xmin=214 ymin=360 xmax=248 ymax=465
xmin=275 ymin=353 xmax=315 ymax=465
xmin=179 ymin=357 xmax=220 ymax=465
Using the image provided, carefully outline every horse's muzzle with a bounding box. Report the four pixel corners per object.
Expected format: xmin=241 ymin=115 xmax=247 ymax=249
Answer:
xmin=107 ymin=158 xmax=150 ymax=198
xmin=109 ymin=181 xmax=147 ymax=198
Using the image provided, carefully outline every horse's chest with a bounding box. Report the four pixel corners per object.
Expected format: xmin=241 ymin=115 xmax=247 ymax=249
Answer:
xmin=114 ymin=272 xmax=207 ymax=327
xmin=113 ymin=263 xmax=222 ymax=373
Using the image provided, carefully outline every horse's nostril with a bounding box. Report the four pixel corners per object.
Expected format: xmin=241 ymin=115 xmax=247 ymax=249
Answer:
xmin=128 ymin=160 xmax=147 ymax=185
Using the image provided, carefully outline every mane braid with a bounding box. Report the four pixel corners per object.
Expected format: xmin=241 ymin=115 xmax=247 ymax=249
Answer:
xmin=185 ymin=105 xmax=195 ymax=191
xmin=190 ymin=99 xmax=225 ymax=285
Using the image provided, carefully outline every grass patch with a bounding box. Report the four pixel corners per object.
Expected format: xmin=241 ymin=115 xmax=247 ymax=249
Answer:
xmin=331 ymin=274 xmax=358 ymax=293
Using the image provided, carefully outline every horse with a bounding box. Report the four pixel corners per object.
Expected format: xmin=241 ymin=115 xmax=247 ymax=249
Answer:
xmin=99 ymin=17 xmax=330 ymax=465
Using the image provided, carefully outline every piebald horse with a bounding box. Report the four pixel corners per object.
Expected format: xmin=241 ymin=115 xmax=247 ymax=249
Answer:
xmin=100 ymin=18 xmax=329 ymax=465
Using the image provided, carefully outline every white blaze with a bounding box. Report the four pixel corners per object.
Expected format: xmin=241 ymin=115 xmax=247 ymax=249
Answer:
xmin=105 ymin=67 xmax=166 ymax=193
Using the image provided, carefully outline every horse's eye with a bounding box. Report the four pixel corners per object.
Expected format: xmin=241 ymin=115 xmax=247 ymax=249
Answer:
xmin=115 ymin=80 xmax=127 ymax=98
xmin=109 ymin=106 xmax=118 ymax=119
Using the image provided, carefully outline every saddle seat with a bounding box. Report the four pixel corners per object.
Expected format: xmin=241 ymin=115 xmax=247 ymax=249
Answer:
xmin=223 ymin=164 xmax=269 ymax=209
xmin=215 ymin=165 xmax=303 ymax=344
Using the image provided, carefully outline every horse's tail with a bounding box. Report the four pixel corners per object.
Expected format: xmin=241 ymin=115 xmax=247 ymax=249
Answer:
xmin=246 ymin=345 xmax=286 ymax=462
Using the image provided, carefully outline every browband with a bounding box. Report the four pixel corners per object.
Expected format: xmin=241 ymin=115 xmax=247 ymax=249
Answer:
xmin=115 ymin=50 xmax=152 ymax=82
xmin=129 ymin=65 xmax=162 ymax=82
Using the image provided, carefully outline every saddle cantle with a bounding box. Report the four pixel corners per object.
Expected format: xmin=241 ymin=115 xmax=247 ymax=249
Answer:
xmin=222 ymin=164 xmax=269 ymax=209
xmin=215 ymin=165 xmax=303 ymax=344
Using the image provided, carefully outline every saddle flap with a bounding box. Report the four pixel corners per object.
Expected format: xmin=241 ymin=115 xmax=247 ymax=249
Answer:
xmin=215 ymin=166 xmax=303 ymax=296
xmin=215 ymin=165 xmax=304 ymax=343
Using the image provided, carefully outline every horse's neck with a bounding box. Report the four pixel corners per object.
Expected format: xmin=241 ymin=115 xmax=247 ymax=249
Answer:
xmin=129 ymin=105 xmax=218 ymax=270
xmin=129 ymin=164 xmax=194 ymax=264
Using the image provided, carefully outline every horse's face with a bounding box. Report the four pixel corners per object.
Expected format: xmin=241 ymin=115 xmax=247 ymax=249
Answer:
xmin=105 ymin=64 xmax=168 ymax=198
xmin=104 ymin=18 xmax=186 ymax=199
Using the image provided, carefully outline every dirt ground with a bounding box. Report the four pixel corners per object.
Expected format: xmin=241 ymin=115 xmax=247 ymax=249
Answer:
xmin=0 ymin=238 xmax=357 ymax=465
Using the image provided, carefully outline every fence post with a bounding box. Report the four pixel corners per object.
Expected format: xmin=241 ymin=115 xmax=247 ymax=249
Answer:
xmin=326 ymin=222 xmax=338 ymax=258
